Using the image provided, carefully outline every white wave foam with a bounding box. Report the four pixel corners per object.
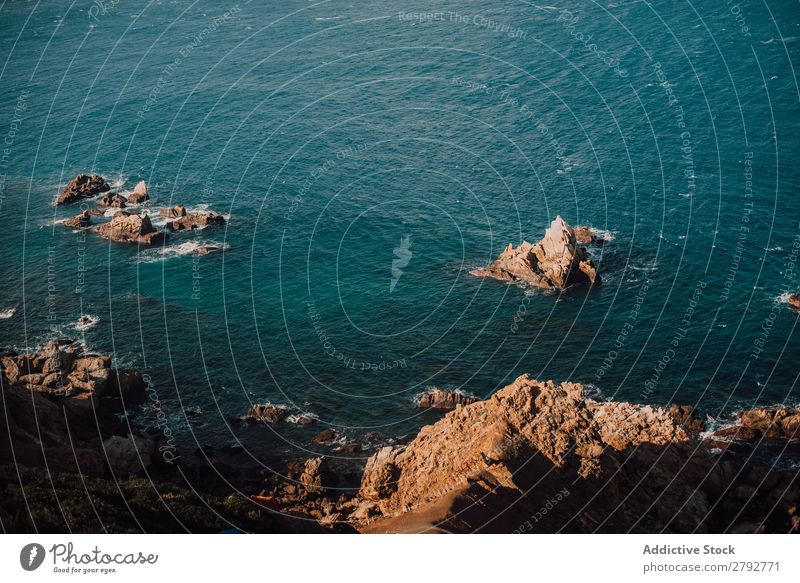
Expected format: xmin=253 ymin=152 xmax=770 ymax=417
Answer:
xmin=287 ymin=412 xmax=320 ymax=425
xmin=315 ymin=16 xmax=343 ymax=21
xmin=775 ymin=292 xmax=794 ymax=304
xmin=75 ymin=314 xmax=99 ymax=331
xmin=589 ymin=228 xmax=615 ymax=241
xmin=135 ymin=241 xmax=229 ymax=264
xmin=0 ymin=307 xmax=16 ymax=319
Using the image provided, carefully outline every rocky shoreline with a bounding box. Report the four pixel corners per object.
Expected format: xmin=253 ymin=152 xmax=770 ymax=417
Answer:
xmin=2 ymin=342 xmax=798 ymax=533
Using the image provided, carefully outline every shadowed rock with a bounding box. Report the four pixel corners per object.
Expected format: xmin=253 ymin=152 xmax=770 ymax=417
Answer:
xmin=127 ymin=181 xmax=149 ymax=204
xmin=56 ymin=174 xmax=110 ymax=205
xmin=94 ymin=212 xmax=166 ymax=245
xmin=418 ymin=389 xmax=478 ymax=411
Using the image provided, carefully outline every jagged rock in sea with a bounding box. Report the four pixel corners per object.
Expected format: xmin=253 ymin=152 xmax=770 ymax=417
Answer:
xmin=94 ymin=212 xmax=167 ymax=245
xmin=574 ymin=226 xmax=604 ymax=245
xmin=96 ymin=192 xmax=127 ymax=208
xmin=166 ymin=211 xmax=225 ymax=231
xmin=472 ymin=216 xmax=600 ymax=289
xmin=56 ymin=174 xmax=110 ymax=205
xmin=351 ymin=375 xmax=799 ymax=533
xmin=666 ymin=404 xmax=704 ymax=434
xmin=788 ymin=293 xmax=800 ymax=310
xmin=312 ymin=428 xmax=337 ymax=445
xmin=63 ymin=211 xmax=91 ymax=229
xmin=127 ymin=180 xmax=150 ymax=204
xmin=158 ymin=205 xmax=187 ymax=218
xmin=243 ymin=403 xmax=288 ymax=423
xmin=417 ymin=389 xmax=478 ymax=411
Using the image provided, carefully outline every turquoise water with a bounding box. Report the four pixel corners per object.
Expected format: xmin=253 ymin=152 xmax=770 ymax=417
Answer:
xmin=1 ymin=1 xmax=798 ymax=462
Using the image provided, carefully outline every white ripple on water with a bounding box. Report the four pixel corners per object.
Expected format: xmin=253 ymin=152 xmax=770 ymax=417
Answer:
xmin=135 ymin=241 xmax=230 ymax=264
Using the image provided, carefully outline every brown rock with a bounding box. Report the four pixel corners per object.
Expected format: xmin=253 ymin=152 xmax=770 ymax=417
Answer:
xmin=194 ymin=245 xmax=221 ymax=256
xmin=56 ymin=174 xmax=110 ymax=205
xmin=312 ymin=428 xmax=337 ymax=445
xmin=166 ymin=211 xmax=225 ymax=231
xmin=158 ymin=206 xmax=187 ymax=218
xmin=471 ymin=216 xmax=600 ymax=289
xmin=127 ymin=181 xmax=149 ymax=204
xmin=788 ymin=294 xmax=800 ymax=310
xmin=244 ymin=403 xmax=287 ymax=423
xmin=63 ymin=211 xmax=91 ymax=229
xmin=96 ymin=192 xmax=127 ymax=208
xmin=667 ymin=404 xmax=705 ymax=434
xmin=94 ymin=213 xmax=167 ymax=245
xmin=738 ymin=407 xmax=800 ymax=439
xmin=574 ymin=226 xmax=604 ymax=245
xmin=300 ymin=457 xmax=336 ymax=494
xmin=418 ymin=389 xmax=478 ymax=411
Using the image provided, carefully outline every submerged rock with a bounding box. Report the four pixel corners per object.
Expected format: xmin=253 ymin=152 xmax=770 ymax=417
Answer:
xmin=158 ymin=206 xmax=187 ymax=218
xmin=472 ymin=216 xmax=600 ymax=289
xmin=166 ymin=211 xmax=225 ymax=231
xmin=96 ymin=192 xmax=127 ymax=208
xmin=194 ymin=245 xmax=221 ymax=256
xmin=94 ymin=212 xmax=167 ymax=245
xmin=243 ymin=403 xmax=287 ymax=423
xmin=417 ymin=389 xmax=478 ymax=411
xmin=56 ymin=174 xmax=110 ymax=205
xmin=127 ymin=181 xmax=150 ymax=204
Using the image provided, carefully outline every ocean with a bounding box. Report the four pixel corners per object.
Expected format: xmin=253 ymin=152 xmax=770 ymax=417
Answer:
xmin=0 ymin=0 xmax=798 ymax=463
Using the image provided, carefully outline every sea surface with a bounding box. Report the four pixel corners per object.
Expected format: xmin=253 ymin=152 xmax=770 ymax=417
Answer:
xmin=0 ymin=0 xmax=798 ymax=464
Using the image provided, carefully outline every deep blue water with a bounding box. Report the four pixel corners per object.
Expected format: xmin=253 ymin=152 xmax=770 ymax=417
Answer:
xmin=0 ymin=0 xmax=798 ymax=463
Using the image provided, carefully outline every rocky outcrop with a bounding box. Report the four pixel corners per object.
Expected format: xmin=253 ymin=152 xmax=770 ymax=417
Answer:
xmin=0 ymin=341 xmax=150 ymax=478
xmin=159 ymin=206 xmax=187 ymax=218
xmin=788 ymin=294 xmax=800 ymax=310
xmin=243 ymin=403 xmax=287 ymax=423
xmin=472 ymin=216 xmax=600 ymax=289
xmin=94 ymin=212 xmax=167 ymax=245
xmin=96 ymin=192 xmax=127 ymax=208
xmin=574 ymin=226 xmax=604 ymax=245
xmin=56 ymin=174 xmax=110 ymax=205
xmin=708 ymin=407 xmax=800 ymax=444
xmin=63 ymin=211 xmax=91 ymax=229
xmin=418 ymin=389 xmax=478 ymax=411
xmin=166 ymin=211 xmax=225 ymax=231
xmin=299 ymin=457 xmax=336 ymax=494
xmin=352 ymin=375 xmax=799 ymax=533
xmin=127 ymin=181 xmax=149 ymax=204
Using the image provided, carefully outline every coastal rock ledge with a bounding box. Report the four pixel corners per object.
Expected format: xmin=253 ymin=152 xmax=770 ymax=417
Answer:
xmin=472 ymin=216 xmax=600 ymax=289
xmin=353 ymin=375 xmax=799 ymax=533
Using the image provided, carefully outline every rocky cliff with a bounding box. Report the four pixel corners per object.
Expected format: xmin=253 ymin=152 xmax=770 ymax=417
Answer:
xmin=472 ymin=216 xmax=600 ymax=289
xmin=352 ymin=376 xmax=799 ymax=533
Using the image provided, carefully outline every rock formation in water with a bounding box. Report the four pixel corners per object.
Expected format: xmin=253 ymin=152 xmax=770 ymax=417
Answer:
xmin=159 ymin=206 xmax=187 ymax=218
xmin=788 ymin=293 xmax=800 ymax=310
xmin=127 ymin=180 xmax=150 ymax=204
xmin=94 ymin=212 xmax=167 ymax=245
xmin=63 ymin=211 xmax=91 ymax=229
xmin=96 ymin=192 xmax=127 ymax=208
xmin=349 ymin=375 xmax=799 ymax=533
xmin=472 ymin=216 xmax=600 ymax=289
xmin=243 ymin=403 xmax=288 ymax=423
xmin=56 ymin=174 xmax=110 ymax=205
xmin=574 ymin=226 xmax=604 ymax=245
xmin=166 ymin=211 xmax=225 ymax=231
xmin=195 ymin=245 xmax=221 ymax=255
xmin=418 ymin=389 xmax=478 ymax=411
